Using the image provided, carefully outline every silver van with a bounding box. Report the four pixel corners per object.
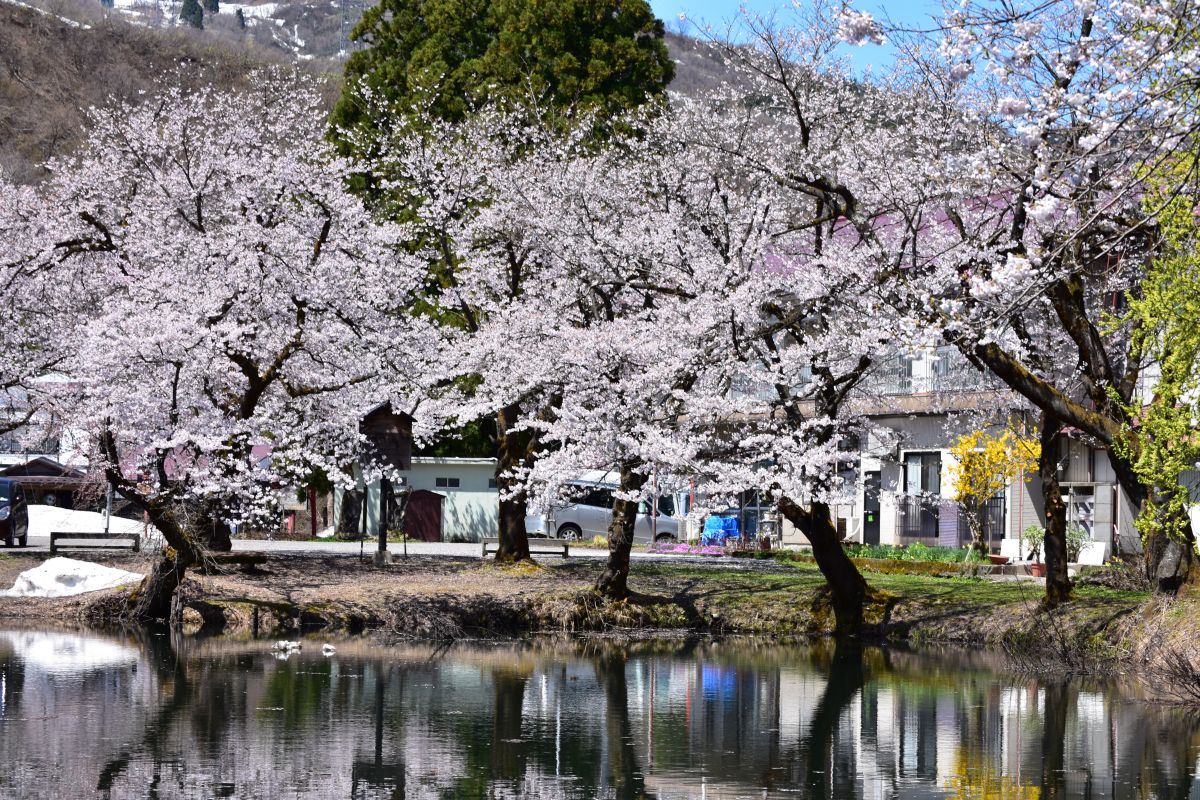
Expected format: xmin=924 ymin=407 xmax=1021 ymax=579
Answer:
xmin=527 ymin=481 xmax=680 ymax=543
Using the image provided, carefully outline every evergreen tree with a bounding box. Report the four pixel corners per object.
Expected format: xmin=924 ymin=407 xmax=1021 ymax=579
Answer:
xmin=180 ymin=0 xmax=203 ymax=29
xmin=330 ymin=0 xmax=673 ymax=148
xmin=328 ymin=0 xmax=673 ymax=565
xmin=235 ymin=7 xmax=246 ymax=28
xmin=201 ymin=0 xmax=218 ymax=15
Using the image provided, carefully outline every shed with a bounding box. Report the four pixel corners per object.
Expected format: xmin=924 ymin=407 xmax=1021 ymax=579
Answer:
xmin=0 ymin=457 xmax=87 ymax=507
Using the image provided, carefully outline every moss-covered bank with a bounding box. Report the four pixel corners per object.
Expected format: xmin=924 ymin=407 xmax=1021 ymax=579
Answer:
xmin=0 ymin=550 xmax=1162 ymax=663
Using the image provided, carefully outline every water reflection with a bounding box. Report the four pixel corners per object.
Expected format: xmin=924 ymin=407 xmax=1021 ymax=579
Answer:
xmin=1 ymin=630 xmax=1199 ymax=799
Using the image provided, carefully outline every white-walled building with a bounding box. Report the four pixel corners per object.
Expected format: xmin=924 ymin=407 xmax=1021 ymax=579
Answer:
xmin=406 ymin=457 xmax=499 ymax=542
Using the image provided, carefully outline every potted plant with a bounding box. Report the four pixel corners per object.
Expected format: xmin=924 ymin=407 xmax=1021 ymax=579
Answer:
xmin=1022 ymin=524 xmax=1046 ymax=577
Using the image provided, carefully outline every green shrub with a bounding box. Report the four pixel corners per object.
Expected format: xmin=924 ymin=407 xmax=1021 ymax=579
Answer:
xmin=1021 ymin=524 xmax=1044 ymax=561
xmin=1065 ymin=524 xmax=1090 ymax=562
xmin=844 ymin=543 xmax=979 ymax=564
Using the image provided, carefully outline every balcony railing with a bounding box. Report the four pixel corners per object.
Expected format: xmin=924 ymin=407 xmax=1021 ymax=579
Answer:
xmin=896 ymin=494 xmax=1006 ymax=551
xmin=896 ymin=495 xmax=940 ymax=545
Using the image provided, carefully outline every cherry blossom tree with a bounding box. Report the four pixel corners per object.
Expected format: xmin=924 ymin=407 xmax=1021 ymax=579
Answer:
xmin=29 ymin=74 xmax=425 ymax=622
xmin=870 ymin=0 xmax=1200 ymax=594
xmin=0 ymin=180 xmax=62 ymax=439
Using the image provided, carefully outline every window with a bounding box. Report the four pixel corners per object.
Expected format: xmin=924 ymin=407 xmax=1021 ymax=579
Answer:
xmin=435 ymin=477 xmax=460 ymax=489
xmin=579 ymin=488 xmax=612 ymax=508
xmin=488 ymin=478 xmax=497 ymax=489
xmin=903 ymin=452 xmax=941 ymax=495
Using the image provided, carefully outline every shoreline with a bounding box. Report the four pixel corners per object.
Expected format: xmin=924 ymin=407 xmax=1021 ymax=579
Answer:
xmin=0 ymin=548 xmax=1188 ymax=688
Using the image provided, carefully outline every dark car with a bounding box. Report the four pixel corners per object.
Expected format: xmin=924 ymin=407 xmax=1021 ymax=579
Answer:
xmin=0 ymin=478 xmax=29 ymax=547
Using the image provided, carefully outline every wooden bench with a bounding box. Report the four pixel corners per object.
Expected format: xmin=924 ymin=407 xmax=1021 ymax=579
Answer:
xmin=480 ymin=537 xmax=569 ymax=558
xmin=50 ymin=531 xmax=141 ymax=554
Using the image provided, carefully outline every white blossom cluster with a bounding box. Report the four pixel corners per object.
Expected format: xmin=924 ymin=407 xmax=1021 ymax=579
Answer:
xmin=1 ymin=0 xmax=1196 ymax=533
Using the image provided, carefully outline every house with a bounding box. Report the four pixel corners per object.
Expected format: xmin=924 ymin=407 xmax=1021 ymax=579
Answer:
xmin=0 ymin=456 xmax=88 ymax=508
xmin=405 ymin=457 xmax=498 ymax=542
xmin=829 ymin=346 xmax=1137 ymax=562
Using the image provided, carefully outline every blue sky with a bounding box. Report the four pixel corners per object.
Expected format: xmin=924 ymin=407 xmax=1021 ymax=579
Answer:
xmin=648 ymin=0 xmax=943 ymax=72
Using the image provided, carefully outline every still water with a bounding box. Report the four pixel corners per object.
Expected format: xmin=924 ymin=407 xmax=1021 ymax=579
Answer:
xmin=1 ymin=630 xmax=1198 ymax=799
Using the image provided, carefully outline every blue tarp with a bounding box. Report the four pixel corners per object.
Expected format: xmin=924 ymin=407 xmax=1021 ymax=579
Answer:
xmin=700 ymin=515 xmax=740 ymax=546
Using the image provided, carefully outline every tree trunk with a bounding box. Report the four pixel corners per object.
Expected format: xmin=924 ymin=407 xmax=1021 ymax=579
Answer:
xmin=129 ymin=499 xmax=204 ymax=624
xmin=965 ymin=500 xmax=987 ymax=558
xmin=493 ymin=403 xmax=531 ymax=562
xmin=98 ymin=429 xmax=205 ymax=625
xmin=1039 ymin=415 xmax=1072 ymax=607
xmin=1107 ymin=440 xmax=1196 ymax=592
xmin=596 ymin=463 xmax=646 ymax=600
xmin=777 ymin=496 xmax=869 ymax=633
xmin=1144 ymin=514 xmax=1195 ymax=594
xmin=191 ymin=499 xmax=232 ymax=551
xmin=337 ymin=489 xmax=363 ymax=540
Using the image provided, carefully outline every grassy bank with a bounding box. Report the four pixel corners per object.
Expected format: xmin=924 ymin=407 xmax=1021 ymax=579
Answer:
xmin=0 ymin=550 xmax=1156 ymax=660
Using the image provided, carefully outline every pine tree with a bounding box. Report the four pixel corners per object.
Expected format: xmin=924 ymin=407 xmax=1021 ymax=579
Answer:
xmin=180 ymin=0 xmax=203 ymax=29
xmin=330 ymin=0 xmax=673 ymax=143
xmin=201 ymin=0 xmax=218 ymax=14
xmin=235 ymin=7 xmax=246 ymax=28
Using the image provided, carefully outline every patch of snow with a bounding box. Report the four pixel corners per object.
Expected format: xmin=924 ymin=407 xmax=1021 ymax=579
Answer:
xmin=0 ymin=630 xmax=139 ymax=673
xmin=0 ymin=0 xmax=91 ymax=28
xmin=2 ymin=557 xmax=144 ymax=598
xmin=223 ymin=1 xmax=277 ymax=18
xmin=28 ymin=504 xmax=162 ymax=541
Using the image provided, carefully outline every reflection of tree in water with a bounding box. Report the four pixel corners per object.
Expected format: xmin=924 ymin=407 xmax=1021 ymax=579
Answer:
xmin=96 ymin=632 xmax=196 ymax=798
xmin=795 ymin=639 xmax=865 ymax=799
xmin=0 ymin=638 xmax=24 ymax=718
xmin=351 ymin=662 xmax=405 ymax=800
xmin=943 ymin=680 xmax=1041 ymax=800
xmin=7 ymin=635 xmax=1195 ymax=799
xmin=596 ymin=644 xmax=652 ymax=800
xmin=490 ymin=668 xmax=528 ymax=780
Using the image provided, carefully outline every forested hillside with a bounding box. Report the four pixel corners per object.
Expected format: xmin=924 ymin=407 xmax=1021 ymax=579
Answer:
xmin=0 ymin=0 xmax=337 ymax=181
xmin=0 ymin=0 xmax=727 ymax=182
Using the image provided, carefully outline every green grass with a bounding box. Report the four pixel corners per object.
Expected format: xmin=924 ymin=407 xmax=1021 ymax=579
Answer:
xmin=622 ymin=558 xmax=1150 ymax=639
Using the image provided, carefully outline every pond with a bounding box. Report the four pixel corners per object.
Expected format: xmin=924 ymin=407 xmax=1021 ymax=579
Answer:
xmin=0 ymin=629 xmax=1198 ymax=799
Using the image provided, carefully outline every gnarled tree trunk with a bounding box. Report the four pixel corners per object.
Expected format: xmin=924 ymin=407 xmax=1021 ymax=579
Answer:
xmin=1144 ymin=517 xmax=1195 ymax=594
xmin=964 ymin=499 xmax=988 ymax=558
xmin=128 ymin=499 xmax=205 ymax=624
xmin=99 ymin=428 xmax=206 ymax=625
xmin=1039 ymin=414 xmax=1072 ymax=607
xmin=777 ymin=496 xmax=869 ymax=633
xmin=595 ymin=463 xmax=646 ymax=600
xmin=494 ymin=403 xmax=531 ymax=562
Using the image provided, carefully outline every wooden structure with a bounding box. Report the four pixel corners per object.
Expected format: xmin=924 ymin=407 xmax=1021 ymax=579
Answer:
xmin=50 ymin=531 xmax=140 ymax=554
xmin=480 ymin=537 xmax=569 ymax=558
xmin=357 ymin=403 xmax=414 ymax=562
xmin=359 ymin=403 xmax=413 ymax=472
